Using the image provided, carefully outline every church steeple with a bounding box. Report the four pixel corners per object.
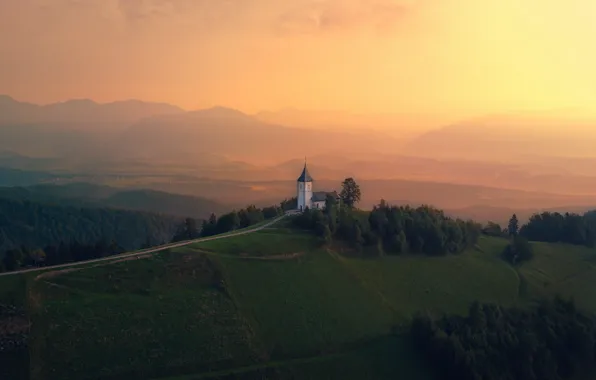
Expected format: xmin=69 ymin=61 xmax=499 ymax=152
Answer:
xmin=297 ymin=158 xmax=313 ymax=182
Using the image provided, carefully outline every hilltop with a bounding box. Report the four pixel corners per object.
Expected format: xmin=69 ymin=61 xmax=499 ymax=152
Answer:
xmin=3 ymin=207 xmax=595 ymax=379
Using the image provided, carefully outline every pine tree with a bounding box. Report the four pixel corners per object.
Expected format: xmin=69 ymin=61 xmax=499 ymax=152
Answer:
xmin=507 ymin=214 xmax=519 ymax=236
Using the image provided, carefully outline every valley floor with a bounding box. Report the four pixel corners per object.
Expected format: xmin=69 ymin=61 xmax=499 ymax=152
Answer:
xmin=2 ymin=226 xmax=596 ymax=379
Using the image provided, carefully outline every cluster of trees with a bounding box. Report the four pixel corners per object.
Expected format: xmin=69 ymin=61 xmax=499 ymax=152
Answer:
xmin=502 ymin=235 xmax=534 ymax=264
xmin=491 ymin=214 xmax=535 ymax=265
xmin=292 ymin=178 xmax=481 ymax=256
xmin=172 ymin=204 xmax=283 ymax=242
xmin=483 ymin=211 xmax=596 ymax=248
xmin=520 ymin=211 xmax=596 ymax=247
xmin=481 ymin=213 xmax=520 ymax=238
xmin=294 ymin=202 xmax=481 ymax=255
xmin=1 ymin=239 xmax=126 ymax=272
xmin=410 ymin=297 xmax=596 ymax=380
xmin=483 ymin=210 xmax=596 ymax=265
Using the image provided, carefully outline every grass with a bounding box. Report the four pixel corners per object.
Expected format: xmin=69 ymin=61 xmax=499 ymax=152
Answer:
xmin=160 ymin=336 xmax=434 ymax=380
xmin=334 ymin=236 xmax=520 ymax=322
xmin=0 ymin=274 xmax=29 ymax=380
xmin=18 ymin=229 xmax=596 ymax=380
xmin=0 ymin=274 xmax=28 ymax=307
xmin=28 ymin=251 xmax=263 ymax=380
xmin=195 ymin=230 xmax=318 ymax=257
xmin=216 ymin=249 xmax=396 ymax=359
xmin=518 ymin=241 xmax=596 ymax=311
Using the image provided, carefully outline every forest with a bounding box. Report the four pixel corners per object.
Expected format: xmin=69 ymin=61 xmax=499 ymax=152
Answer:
xmin=482 ymin=211 xmax=596 ymax=248
xmin=0 ymin=199 xmax=283 ymax=273
xmin=1 ymin=240 xmax=126 ymax=271
xmin=292 ymin=197 xmax=483 ymax=256
xmin=520 ymin=211 xmax=596 ymax=247
xmin=410 ymin=297 xmax=596 ymax=380
xmin=0 ymin=198 xmax=179 ymax=252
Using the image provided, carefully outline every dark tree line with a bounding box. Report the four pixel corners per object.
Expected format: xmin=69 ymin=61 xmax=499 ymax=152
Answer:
xmin=482 ymin=211 xmax=596 ymax=265
xmin=173 ymin=204 xmax=284 ymax=241
xmin=483 ymin=211 xmax=596 ymax=247
xmin=1 ymin=239 xmax=126 ymax=272
xmin=519 ymin=211 xmax=596 ymax=247
xmin=292 ymin=198 xmax=482 ymax=256
xmin=0 ymin=198 xmax=179 ymax=253
xmin=410 ymin=297 xmax=596 ymax=380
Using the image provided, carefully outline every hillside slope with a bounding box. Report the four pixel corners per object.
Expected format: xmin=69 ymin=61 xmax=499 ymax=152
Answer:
xmin=13 ymin=228 xmax=596 ymax=380
xmin=0 ymin=197 xmax=179 ymax=252
xmin=0 ymin=183 xmax=228 ymax=220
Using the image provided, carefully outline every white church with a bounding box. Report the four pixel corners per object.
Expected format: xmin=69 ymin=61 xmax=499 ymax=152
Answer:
xmin=296 ymin=161 xmax=341 ymax=211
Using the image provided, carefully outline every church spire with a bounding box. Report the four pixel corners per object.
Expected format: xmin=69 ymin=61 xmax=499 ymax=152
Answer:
xmin=297 ymin=159 xmax=313 ymax=182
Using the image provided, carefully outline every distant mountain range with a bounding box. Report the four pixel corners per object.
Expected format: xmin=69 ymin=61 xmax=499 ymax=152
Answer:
xmin=402 ymin=113 xmax=596 ymax=160
xmin=0 ymin=95 xmax=183 ymax=125
xmin=0 ymin=95 xmax=404 ymax=163
xmin=2 ymin=95 xmax=596 ymax=206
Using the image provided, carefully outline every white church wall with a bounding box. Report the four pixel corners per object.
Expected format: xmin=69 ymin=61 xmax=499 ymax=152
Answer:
xmin=297 ymin=181 xmax=313 ymax=211
xmin=312 ymin=201 xmax=325 ymax=209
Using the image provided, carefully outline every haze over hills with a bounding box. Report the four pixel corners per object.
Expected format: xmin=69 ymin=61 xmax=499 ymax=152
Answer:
xmin=254 ymin=108 xmax=434 ymax=139
xmin=0 ymin=95 xmax=184 ymax=125
xmin=3 ymin=95 xmax=596 ymax=223
xmin=0 ymin=95 xmax=184 ymax=158
xmin=114 ymin=106 xmax=405 ymax=164
xmin=403 ymin=112 xmax=596 ymax=160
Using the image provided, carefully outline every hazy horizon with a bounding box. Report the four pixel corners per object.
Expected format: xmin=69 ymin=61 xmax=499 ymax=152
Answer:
xmin=2 ymin=0 xmax=596 ymax=127
xmin=3 ymin=0 xmax=596 ymax=221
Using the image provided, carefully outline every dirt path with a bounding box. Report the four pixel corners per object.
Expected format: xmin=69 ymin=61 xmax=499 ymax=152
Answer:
xmin=0 ymin=213 xmax=290 ymax=278
xmin=238 ymin=252 xmax=306 ymax=260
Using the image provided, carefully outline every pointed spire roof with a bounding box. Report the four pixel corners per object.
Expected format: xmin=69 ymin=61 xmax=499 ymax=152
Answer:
xmin=297 ymin=159 xmax=313 ymax=182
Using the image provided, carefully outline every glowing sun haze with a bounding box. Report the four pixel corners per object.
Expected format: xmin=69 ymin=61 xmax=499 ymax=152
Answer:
xmin=1 ymin=0 xmax=595 ymax=122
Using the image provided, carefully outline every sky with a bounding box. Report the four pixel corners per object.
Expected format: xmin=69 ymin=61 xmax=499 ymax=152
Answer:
xmin=1 ymin=0 xmax=596 ymax=121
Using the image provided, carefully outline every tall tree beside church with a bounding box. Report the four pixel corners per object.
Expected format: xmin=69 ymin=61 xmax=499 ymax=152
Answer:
xmin=339 ymin=177 xmax=361 ymax=208
xmin=507 ymin=214 xmax=519 ymax=236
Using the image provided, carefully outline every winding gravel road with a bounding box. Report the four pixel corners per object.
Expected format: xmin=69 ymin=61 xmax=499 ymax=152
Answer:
xmin=0 ymin=212 xmax=295 ymax=278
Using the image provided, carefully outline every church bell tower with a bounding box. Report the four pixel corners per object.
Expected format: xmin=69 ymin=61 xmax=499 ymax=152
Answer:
xmin=296 ymin=159 xmax=313 ymax=211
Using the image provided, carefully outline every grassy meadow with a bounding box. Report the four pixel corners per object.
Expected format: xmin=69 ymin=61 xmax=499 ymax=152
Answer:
xmin=3 ymin=226 xmax=596 ymax=379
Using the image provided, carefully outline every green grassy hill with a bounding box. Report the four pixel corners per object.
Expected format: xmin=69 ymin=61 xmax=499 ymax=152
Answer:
xmin=4 ymin=226 xmax=596 ymax=380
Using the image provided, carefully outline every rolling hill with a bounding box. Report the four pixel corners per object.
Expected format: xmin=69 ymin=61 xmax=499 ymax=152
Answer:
xmin=113 ymin=107 xmax=403 ymax=164
xmin=403 ymin=113 xmax=596 ymax=160
xmin=0 ymin=95 xmax=183 ymax=125
xmin=5 ymin=222 xmax=595 ymax=379
xmin=0 ymin=96 xmax=404 ymax=165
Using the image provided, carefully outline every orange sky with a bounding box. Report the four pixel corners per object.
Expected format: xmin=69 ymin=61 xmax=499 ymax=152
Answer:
xmin=1 ymin=0 xmax=596 ymax=121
